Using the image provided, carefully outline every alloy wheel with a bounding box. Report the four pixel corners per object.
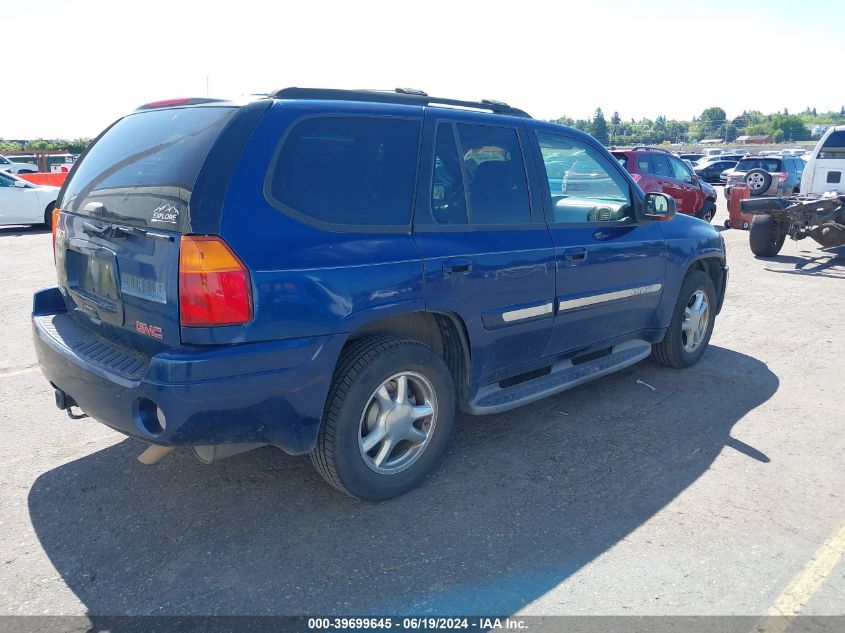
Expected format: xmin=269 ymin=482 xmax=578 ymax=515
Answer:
xmin=358 ymin=372 xmax=438 ymax=475
xmin=681 ymin=290 xmax=710 ymax=353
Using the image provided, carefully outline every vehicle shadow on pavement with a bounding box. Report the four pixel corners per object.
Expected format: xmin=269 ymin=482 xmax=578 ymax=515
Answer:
xmin=764 ymin=248 xmax=845 ymax=279
xmin=27 ymin=345 xmax=778 ymax=617
xmin=0 ymin=225 xmax=49 ymax=236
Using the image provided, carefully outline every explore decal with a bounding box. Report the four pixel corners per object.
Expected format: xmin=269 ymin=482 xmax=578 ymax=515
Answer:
xmin=150 ymin=203 xmax=180 ymax=224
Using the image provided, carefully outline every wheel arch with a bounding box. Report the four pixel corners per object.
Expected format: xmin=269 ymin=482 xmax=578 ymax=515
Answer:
xmin=688 ymin=255 xmax=727 ymax=314
xmin=43 ymin=200 xmax=57 ymax=226
xmin=345 ymin=310 xmax=472 ymax=404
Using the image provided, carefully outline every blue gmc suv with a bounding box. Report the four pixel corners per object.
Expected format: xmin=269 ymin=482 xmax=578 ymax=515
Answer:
xmin=33 ymin=88 xmax=728 ymax=500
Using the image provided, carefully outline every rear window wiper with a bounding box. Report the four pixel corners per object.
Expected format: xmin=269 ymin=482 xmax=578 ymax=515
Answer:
xmin=82 ymin=219 xmax=174 ymax=242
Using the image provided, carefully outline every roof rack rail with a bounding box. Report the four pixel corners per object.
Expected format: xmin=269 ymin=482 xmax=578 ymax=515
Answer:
xmin=631 ymin=146 xmax=673 ymax=154
xmin=270 ymin=87 xmax=531 ymax=118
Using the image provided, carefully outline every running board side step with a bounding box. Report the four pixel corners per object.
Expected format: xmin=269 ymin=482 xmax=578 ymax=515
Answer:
xmin=464 ymin=340 xmax=652 ymax=415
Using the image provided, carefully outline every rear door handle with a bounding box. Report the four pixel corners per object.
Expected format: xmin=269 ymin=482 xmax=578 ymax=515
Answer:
xmin=443 ymin=258 xmax=473 ymax=276
xmin=563 ymin=248 xmax=588 ymax=262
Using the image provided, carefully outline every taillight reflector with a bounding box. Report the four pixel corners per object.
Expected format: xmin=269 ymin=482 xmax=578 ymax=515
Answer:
xmin=631 ymin=173 xmax=642 ymax=183
xmin=179 ymin=236 xmax=252 ymax=327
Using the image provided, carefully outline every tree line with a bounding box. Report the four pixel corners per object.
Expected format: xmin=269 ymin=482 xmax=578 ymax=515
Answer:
xmin=553 ymin=106 xmax=845 ymax=146
xmin=4 ymin=104 xmax=845 ymax=153
xmin=0 ymin=138 xmax=91 ymax=154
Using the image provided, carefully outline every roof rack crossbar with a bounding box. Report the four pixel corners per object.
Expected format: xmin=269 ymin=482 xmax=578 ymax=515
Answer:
xmin=270 ymin=87 xmax=531 ymax=118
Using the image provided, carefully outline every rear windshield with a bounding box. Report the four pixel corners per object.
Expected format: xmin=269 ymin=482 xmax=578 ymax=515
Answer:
xmin=60 ymin=106 xmax=236 ymax=230
xmin=735 ymin=158 xmax=782 ymax=172
xmin=820 ymin=131 xmax=845 ymax=159
xmin=822 ymin=131 xmax=845 ymax=149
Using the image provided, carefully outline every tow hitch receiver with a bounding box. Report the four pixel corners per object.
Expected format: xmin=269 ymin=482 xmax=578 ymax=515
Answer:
xmin=54 ymin=387 xmax=88 ymax=420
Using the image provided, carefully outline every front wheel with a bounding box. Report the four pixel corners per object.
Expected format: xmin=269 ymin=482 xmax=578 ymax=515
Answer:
xmin=749 ymin=214 xmax=786 ymax=257
xmin=43 ymin=202 xmax=56 ymax=228
xmin=696 ymin=200 xmax=716 ymax=223
xmin=310 ymin=336 xmax=455 ymax=501
xmin=651 ymin=270 xmax=717 ymax=369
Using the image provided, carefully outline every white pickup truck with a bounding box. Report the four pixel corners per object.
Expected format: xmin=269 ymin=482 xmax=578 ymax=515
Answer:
xmin=0 ymin=155 xmax=38 ymax=174
xmin=801 ymin=126 xmax=845 ymax=195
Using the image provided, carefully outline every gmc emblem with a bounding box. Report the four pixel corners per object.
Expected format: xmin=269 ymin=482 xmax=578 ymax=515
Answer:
xmin=135 ymin=320 xmax=163 ymax=339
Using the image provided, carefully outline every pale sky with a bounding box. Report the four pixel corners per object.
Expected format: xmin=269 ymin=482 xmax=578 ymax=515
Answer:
xmin=2 ymin=0 xmax=843 ymax=139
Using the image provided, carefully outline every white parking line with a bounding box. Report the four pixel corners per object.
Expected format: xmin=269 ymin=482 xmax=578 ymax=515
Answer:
xmin=0 ymin=365 xmax=40 ymax=379
xmin=756 ymin=522 xmax=845 ymax=633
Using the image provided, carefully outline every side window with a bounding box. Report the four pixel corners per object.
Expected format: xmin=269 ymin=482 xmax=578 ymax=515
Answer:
xmin=269 ymin=116 xmax=421 ymax=227
xmin=0 ymin=173 xmax=14 ymax=187
xmin=670 ymin=157 xmax=693 ymax=182
xmin=536 ymin=131 xmax=633 ymax=224
xmin=430 ymin=124 xmax=467 ymax=225
xmin=637 ymin=155 xmax=652 ymax=173
xmin=455 ymin=123 xmax=530 ymax=225
xmin=651 ymin=154 xmax=674 ymax=178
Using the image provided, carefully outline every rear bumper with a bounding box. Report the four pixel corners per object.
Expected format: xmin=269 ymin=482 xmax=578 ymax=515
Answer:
xmin=32 ymin=287 xmax=343 ymax=454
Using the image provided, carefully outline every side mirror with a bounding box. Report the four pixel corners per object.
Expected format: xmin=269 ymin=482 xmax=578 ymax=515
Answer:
xmin=644 ymin=192 xmax=676 ymax=221
xmin=691 ymin=173 xmax=700 ymax=183
xmin=13 ymin=180 xmax=27 ymax=188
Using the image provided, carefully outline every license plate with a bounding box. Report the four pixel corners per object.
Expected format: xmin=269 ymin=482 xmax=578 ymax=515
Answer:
xmin=68 ymin=250 xmax=120 ymax=303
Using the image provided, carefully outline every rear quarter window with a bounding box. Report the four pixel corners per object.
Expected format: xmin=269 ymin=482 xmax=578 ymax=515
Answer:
xmin=268 ymin=116 xmax=422 ymax=228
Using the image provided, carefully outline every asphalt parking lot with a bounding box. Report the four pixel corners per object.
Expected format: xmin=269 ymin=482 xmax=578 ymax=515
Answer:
xmin=0 ymin=196 xmax=843 ymax=618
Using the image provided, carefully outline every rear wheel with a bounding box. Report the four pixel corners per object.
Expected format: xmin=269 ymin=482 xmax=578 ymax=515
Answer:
xmin=42 ymin=202 xmax=56 ymax=228
xmin=310 ymin=336 xmax=455 ymax=501
xmin=651 ymin=270 xmax=716 ymax=369
xmin=749 ymin=214 xmax=786 ymax=257
xmin=723 ymin=218 xmax=732 ymax=229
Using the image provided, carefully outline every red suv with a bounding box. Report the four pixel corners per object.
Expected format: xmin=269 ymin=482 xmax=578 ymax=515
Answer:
xmin=612 ymin=148 xmax=718 ymax=222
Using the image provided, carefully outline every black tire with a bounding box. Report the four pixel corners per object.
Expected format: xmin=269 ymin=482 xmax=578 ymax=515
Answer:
xmin=310 ymin=336 xmax=455 ymax=501
xmin=43 ymin=202 xmax=56 ymax=228
xmin=744 ymin=168 xmax=772 ymax=196
xmin=749 ymin=214 xmax=786 ymax=257
xmin=651 ymin=270 xmax=716 ymax=369
xmin=696 ymin=200 xmax=716 ymax=223
xmin=724 ymin=218 xmax=732 ymax=229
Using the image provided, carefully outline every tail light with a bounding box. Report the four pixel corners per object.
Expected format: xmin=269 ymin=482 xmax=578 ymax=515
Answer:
xmin=51 ymin=208 xmax=60 ymax=262
xmin=778 ymin=171 xmax=788 ymax=183
xmin=630 ymin=173 xmax=642 ymax=183
xmin=179 ymin=236 xmax=252 ymax=327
